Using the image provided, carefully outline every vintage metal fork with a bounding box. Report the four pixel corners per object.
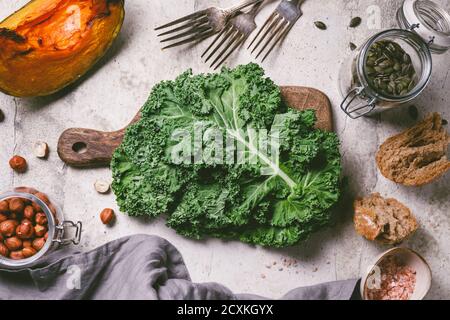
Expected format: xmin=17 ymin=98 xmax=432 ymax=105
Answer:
xmin=202 ymin=2 xmax=264 ymax=70
xmin=155 ymin=0 xmax=264 ymax=50
xmin=248 ymin=0 xmax=304 ymax=62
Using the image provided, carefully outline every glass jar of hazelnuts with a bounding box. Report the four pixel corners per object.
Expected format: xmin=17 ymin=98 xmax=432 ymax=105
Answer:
xmin=0 ymin=187 xmax=82 ymax=269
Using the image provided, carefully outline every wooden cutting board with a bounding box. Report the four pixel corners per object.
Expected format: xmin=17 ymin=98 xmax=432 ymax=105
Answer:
xmin=57 ymin=86 xmax=333 ymax=167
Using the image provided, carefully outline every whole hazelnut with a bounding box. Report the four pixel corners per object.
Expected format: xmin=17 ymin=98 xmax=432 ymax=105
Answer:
xmin=22 ymin=247 xmax=37 ymax=258
xmin=0 ymin=200 xmax=9 ymax=213
xmin=34 ymin=224 xmax=47 ymax=237
xmin=23 ymin=205 xmax=35 ymax=220
xmin=34 ymin=192 xmax=50 ymax=205
xmin=9 ymin=155 xmax=27 ymax=173
xmin=0 ymin=220 xmax=18 ymax=237
xmin=23 ymin=240 xmax=32 ymax=248
xmin=100 ymin=208 xmax=115 ymax=225
xmin=9 ymin=251 xmax=25 ymax=260
xmin=0 ymin=213 xmax=8 ymax=223
xmin=5 ymin=236 xmax=23 ymax=251
xmin=0 ymin=243 xmax=9 ymax=257
xmin=16 ymin=223 xmax=35 ymax=239
xmin=35 ymin=212 xmax=48 ymax=226
xmin=31 ymin=202 xmax=42 ymax=212
xmin=32 ymin=237 xmax=46 ymax=251
xmin=9 ymin=198 xmax=25 ymax=213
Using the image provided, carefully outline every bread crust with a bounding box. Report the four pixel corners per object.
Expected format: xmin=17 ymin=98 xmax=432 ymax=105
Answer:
xmin=354 ymin=193 xmax=418 ymax=245
xmin=376 ymin=113 xmax=450 ymax=186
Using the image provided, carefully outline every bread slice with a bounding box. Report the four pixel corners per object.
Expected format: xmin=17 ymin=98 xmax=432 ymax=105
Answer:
xmin=354 ymin=193 xmax=418 ymax=245
xmin=376 ymin=113 xmax=450 ymax=186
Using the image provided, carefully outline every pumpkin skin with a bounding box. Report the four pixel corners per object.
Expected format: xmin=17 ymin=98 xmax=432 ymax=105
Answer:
xmin=0 ymin=0 xmax=125 ymax=97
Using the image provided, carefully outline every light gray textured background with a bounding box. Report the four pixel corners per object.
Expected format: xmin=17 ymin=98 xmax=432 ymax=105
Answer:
xmin=0 ymin=0 xmax=448 ymax=299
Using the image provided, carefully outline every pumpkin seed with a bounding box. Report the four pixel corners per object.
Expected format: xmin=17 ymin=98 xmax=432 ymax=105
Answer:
xmin=314 ymin=21 xmax=327 ymax=30
xmin=365 ymin=40 xmax=417 ymax=97
xmin=349 ymin=42 xmax=357 ymax=51
xmin=349 ymin=17 xmax=362 ymax=28
xmin=442 ymin=119 xmax=448 ymax=126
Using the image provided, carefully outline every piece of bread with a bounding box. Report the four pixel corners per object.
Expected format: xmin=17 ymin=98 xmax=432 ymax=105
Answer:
xmin=376 ymin=113 xmax=450 ymax=186
xmin=354 ymin=193 xmax=418 ymax=245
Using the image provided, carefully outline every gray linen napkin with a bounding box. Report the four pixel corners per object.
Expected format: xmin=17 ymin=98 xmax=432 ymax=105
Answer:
xmin=0 ymin=235 xmax=359 ymax=300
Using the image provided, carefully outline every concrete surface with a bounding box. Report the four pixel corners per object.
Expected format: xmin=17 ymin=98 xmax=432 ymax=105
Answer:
xmin=0 ymin=0 xmax=449 ymax=299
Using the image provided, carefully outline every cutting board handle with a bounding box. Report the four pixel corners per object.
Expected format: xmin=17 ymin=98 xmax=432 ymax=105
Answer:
xmin=57 ymin=128 xmax=126 ymax=167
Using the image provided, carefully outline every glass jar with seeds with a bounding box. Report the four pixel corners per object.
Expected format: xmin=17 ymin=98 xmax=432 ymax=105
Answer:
xmin=339 ymin=0 xmax=450 ymax=119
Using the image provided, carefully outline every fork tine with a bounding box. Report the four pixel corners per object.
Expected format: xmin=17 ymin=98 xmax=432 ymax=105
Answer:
xmin=202 ymin=25 xmax=230 ymax=58
xmin=250 ymin=14 xmax=282 ymax=54
xmin=210 ymin=30 xmax=241 ymax=68
xmin=162 ymin=29 xmax=215 ymax=49
xmin=261 ymin=23 xmax=292 ymax=62
xmin=157 ymin=16 xmax=209 ymax=37
xmin=213 ymin=35 xmax=246 ymax=70
xmin=247 ymin=12 xmax=276 ymax=49
xmin=155 ymin=10 xmax=206 ymax=31
xmin=255 ymin=19 xmax=288 ymax=59
xmin=204 ymin=26 xmax=235 ymax=62
xmin=160 ymin=25 xmax=211 ymax=43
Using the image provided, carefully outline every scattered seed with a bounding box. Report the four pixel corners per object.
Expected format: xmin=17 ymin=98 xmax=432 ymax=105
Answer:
xmin=349 ymin=42 xmax=357 ymax=51
xmin=0 ymin=109 xmax=4 ymax=122
xmin=442 ymin=119 xmax=448 ymax=126
xmin=408 ymin=105 xmax=419 ymax=120
xmin=261 ymin=274 xmax=266 ymax=279
xmin=349 ymin=17 xmax=362 ymax=28
xmin=314 ymin=21 xmax=327 ymax=30
xmin=278 ymin=268 xmax=284 ymax=271
xmin=313 ymin=267 xmax=318 ymax=272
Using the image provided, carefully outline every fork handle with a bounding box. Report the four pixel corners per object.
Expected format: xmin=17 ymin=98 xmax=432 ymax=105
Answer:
xmin=228 ymin=0 xmax=264 ymax=13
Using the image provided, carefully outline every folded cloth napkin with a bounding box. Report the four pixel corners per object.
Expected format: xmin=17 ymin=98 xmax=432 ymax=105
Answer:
xmin=0 ymin=235 xmax=360 ymax=300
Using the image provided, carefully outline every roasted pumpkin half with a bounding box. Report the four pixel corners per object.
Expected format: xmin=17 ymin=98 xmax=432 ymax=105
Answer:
xmin=0 ymin=0 xmax=125 ymax=97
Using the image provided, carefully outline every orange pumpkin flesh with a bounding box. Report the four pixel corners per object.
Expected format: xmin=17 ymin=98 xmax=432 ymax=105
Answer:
xmin=0 ymin=0 xmax=125 ymax=97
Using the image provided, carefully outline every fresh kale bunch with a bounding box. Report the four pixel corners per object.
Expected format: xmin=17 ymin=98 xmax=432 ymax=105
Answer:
xmin=111 ymin=63 xmax=341 ymax=247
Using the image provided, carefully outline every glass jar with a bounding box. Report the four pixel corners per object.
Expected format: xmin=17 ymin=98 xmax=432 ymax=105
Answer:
xmin=0 ymin=187 xmax=82 ymax=269
xmin=339 ymin=0 xmax=450 ymax=119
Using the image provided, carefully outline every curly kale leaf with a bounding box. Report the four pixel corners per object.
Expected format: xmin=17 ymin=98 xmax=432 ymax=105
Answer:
xmin=111 ymin=63 xmax=341 ymax=247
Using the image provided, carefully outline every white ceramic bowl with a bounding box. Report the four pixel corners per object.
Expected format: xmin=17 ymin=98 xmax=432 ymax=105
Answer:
xmin=361 ymin=247 xmax=432 ymax=300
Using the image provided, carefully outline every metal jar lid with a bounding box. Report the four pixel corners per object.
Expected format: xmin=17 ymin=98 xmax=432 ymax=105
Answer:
xmin=397 ymin=0 xmax=450 ymax=53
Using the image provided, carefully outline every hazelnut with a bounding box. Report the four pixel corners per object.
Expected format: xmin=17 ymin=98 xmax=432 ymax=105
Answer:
xmin=34 ymin=224 xmax=47 ymax=237
xmin=34 ymin=192 xmax=50 ymax=205
xmin=0 ymin=213 xmax=8 ymax=223
xmin=22 ymin=247 xmax=37 ymax=258
xmin=0 ymin=243 xmax=9 ymax=257
xmin=0 ymin=220 xmax=18 ymax=237
xmin=14 ymin=187 xmax=37 ymax=194
xmin=33 ymin=141 xmax=49 ymax=159
xmin=0 ymin=200 xmax=9 ymax=213
xmin=23 ymin=205 xmax=35 ymax=220
xmin=35 ymin=212 xmax=48 ymax=225
xmin=31 ymin=202 xmax=42 ymax=212
xmin=5 ymin=236 xmax=23 ymax=251
xmin=94 ymin=180 xmax=111 ymax=194
xmin=9 ymin=251 xmax=25 ymax=260
xmin=9 ymin=198 xmax=25 ymax=213
xmin=22 ymin=240 xmax=32 ymax=248
xmin=9 ymin=155 xmax=27 ymax=173
xmin=100 ymin=208 xmax=115 ymax=225
xmin=32 ymin=237 xmax=46 ymax=251
xmin=0 ymin=233 xmax=3 ymax=241
xmin=16 ymin=223 xmax=35 ymax=239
